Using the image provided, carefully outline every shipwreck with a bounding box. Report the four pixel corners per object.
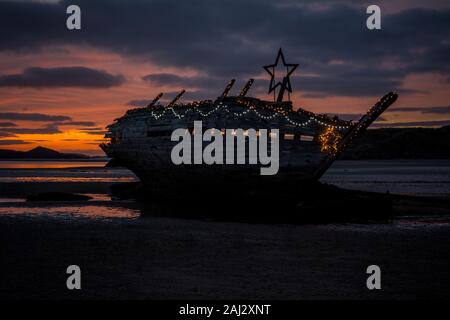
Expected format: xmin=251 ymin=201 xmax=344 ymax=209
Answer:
xmin=101 ymin=49 xmax=398 ymax=199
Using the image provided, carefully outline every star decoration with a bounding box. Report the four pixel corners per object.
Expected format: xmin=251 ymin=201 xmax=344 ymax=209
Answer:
xmin=263 ymin=48 xmax=299 ymax=95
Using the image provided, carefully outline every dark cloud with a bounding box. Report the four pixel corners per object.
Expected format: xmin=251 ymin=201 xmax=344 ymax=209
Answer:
xmin=80 ymin=130 xmax=107 ymax=135
xmin=326 ymin=113 xmax=387 ymax=121
xmin=372 ymin=119 xmax=450 ymax=128
xmin=0 ymin=1 xmax=449 ymax=97
xmin=142 ymin=74 xmax=187 ymax=86
xmin=0 ymin=67 xmax=125 ymax=88
xmin=142 ymin=74 xmax=228 ymax=89
xmin=295 ymin=75 xmax=421 ymax=98
xmin=423 ymin=107 xmax=450 ymax=114
xmin=3 ymin=124 xmax=61 ymax=134
xmin=389 ymin=106 xmax=450 ymax=114
xmin=77 ymin=127 xmax=104 ymax=131
xmin=0 ymin=112 xmax=71 ymax=122
xmin=126 ymin=99 xmax=153 ymax=107
xmin=143 ymin=71 xmax=415 ymax=98
xmin=0 ymin=140 xmax=31 ymax=145
xmin=58 ymin=121 xmax=97 ymax=127
xmin=0 ymin=132 xmax=16 ymax=138
xmin=0 ymin=122 xmax=17 ymax=127
xmin=0 ymin=113 xmax=97 ymax=136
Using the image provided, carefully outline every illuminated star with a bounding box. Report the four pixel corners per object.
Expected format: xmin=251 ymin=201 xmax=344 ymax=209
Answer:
xmin=263 ymin=48 xmax=299 ymax=94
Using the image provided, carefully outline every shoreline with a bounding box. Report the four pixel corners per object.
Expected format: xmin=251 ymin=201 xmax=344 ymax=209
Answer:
xmin=0 ymin=186 xmax=449 ymax=223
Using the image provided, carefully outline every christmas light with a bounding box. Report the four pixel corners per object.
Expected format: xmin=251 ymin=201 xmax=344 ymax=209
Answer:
xmin=319 ymin=127 xmax=342 ymax=154
xmin=143 ymin=99 xmax=351 ymax=130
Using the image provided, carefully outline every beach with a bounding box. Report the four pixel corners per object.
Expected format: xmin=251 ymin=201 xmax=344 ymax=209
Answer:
xmin=1 ymin=159 xmax=450 ymax=299
xmin=2 ymin=211 xmax=450 ymax=299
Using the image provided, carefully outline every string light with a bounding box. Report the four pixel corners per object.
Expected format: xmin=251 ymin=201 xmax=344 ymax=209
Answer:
xmin=128 ymin=98 xmax=352 ymax=130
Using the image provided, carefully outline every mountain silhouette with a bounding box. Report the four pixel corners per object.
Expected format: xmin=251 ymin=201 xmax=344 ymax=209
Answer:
xmin=342 ymin=126 xmax=450 ymax=159
xmin=0 ymin=146 xmax=90 ymax=159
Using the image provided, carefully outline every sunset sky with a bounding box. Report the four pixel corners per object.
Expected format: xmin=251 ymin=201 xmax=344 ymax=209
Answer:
xmin=0 ymin=0 xmax=449 ymax=155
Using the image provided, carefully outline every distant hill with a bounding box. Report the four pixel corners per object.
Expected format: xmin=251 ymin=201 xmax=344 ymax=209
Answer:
xmin=342 ymin=126 xmax=450 ymax=159
xmin=0 ymin=146 xmax=90 ymax=159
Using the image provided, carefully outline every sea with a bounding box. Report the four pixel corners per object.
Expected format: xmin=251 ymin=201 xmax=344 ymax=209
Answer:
xmin=0 ymin=159 xmax=449 ymax=220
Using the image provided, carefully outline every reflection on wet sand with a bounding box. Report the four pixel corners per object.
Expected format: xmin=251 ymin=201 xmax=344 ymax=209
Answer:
xmin=0 ymin=160 xmax=108 ymax=169
xmin=0 ymin=176 xmax=135 ymax=183
xmin=0 ymin=203 xmax=140 ymax=219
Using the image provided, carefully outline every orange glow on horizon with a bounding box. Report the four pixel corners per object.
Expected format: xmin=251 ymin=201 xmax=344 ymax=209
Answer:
xmin=5 ymin=130 xmax=107 ymax=155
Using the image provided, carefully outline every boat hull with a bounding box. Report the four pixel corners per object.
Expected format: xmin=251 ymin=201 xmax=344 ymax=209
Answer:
xmin=103 ymin=136 xmax=327 ymax=197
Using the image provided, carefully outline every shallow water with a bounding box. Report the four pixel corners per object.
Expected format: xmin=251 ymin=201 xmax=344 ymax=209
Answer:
xmin=0 ymin=159 xmax=108 ymax=169
xmin=0 ymin=159 xmax=449 ymax=195
xmin=0 ymin=167 xmax=136 ymax=183
xmin=322 ymin=159 xmax=450 ymax=197
xmin=0 ymin=159 xmax=449 ymax=221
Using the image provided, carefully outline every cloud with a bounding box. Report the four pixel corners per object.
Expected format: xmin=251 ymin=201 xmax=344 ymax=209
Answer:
xmin=0 ymin=67 xmax=125 ymax=88
xmin=142 ymin=74 xmax=229 ymax=89
xmin=0 ymin=122 xmax=17 ymax=127
xmin=77 ymin=127 xmax=103 ymax=131
xmin=2 ymin=124 xmax=61 ymax=134
xmin=0 ymin=132 xmax=16 ymax=138
xmin=58 ymin=121 xmax=97 ymax=127
xmin=0 ymin=113 xmax=98 ymax=136
xmin=0 ymin=140 xmax=31 ymax=145
xmin=142 ymin=71 xmax=416 ymax=98
xmin=389 ymin=106 xmax=450 ymax=114
xmin=126 ymin=99 xmax=153 ymax=107
xmin=0 ymin=112 xmax=71 ymax=122
xmin=326 ymin=113 xmax=387 ymax=121
xmin=295 ymin=75 xmax=421 ymax=98
xmin=80 ymin=130 xmax=107 ymax=135
xmin=0 ymin=1 xmax=449 ymax=97
xmin=372 ymin=119 xmax=450 ymax=127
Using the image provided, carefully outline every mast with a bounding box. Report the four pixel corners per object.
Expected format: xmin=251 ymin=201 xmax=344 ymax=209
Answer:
xmin=221 ymin=79 xmax=236 ymax=98
xmin=166 ymin=90 xmax=186 ymax=108
xmin=146 ymin=92 xmax=163 ymax=108
xmin=239 ymin=79 xmax=254 ymax=97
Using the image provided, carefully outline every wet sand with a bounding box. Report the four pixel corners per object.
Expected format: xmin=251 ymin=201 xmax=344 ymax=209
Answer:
xmin=1 ymin=161 xmax=449 ymax=299
xmin=1 ymin=206 xmax=450 ymax=300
